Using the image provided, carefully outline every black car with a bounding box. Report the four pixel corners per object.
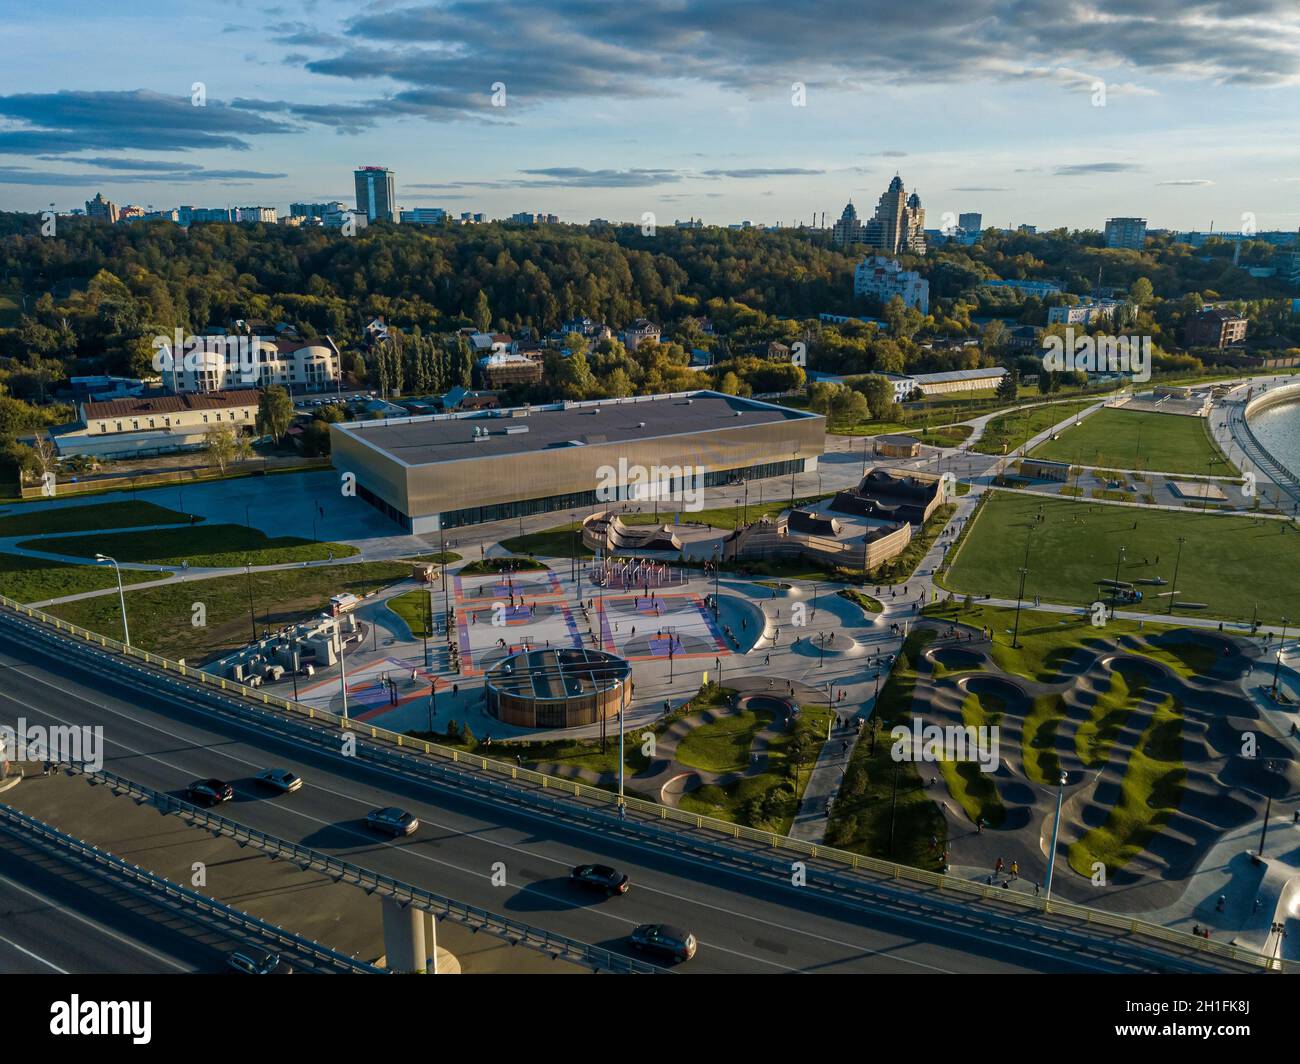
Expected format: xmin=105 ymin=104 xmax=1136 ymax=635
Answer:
xmin=226 ymin=948 xmax=293 ymax=975
xmin=629 ymin=923 xmax=697 ymax=962
xmin=188 ymin=778 xmax=234 ymax=805
xmin=569 ymin=863 xmax=630 ymax=895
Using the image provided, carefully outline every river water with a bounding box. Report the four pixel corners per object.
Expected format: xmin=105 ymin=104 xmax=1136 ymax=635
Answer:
xmin=1249 ymin=398 xmax=1300 ymax=477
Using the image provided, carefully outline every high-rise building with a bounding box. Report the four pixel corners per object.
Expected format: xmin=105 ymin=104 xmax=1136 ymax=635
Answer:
xmin=85 ymin=193 xmax=120 ymax=224
xmin=958 ymin=212 xmax=982 ymax=233
xmin=831 ymin=202 xmax=862 ymax=248
xmin=862 ymin=175 xmax=926 ymax=255
xmin=1105 ymin=217 xmax=1147 ymax=250
xmin=354 ymin=166 xmax=397 ymax=223
xmin=235 ymin=206 xmax=277 ymax=224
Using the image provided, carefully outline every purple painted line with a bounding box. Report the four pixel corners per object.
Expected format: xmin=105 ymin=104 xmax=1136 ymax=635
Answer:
xmin=560 ymin=605 xmax=584 ymax=648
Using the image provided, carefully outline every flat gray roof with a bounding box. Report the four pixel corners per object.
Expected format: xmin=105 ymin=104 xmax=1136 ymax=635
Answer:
xmin=335 ymin=391 xmax=819 ymax=467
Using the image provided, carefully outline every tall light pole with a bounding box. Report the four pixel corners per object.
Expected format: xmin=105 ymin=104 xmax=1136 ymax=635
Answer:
xmin=1111 ymin=544 xmax=1127 ymax=619
xmin=243 ymin=560 xmax=257 ymax=641
xmin=1044 ymin=770 xmax=1069 ymax=903
xmin=334 ymin=622 xmax=350 ymax=723
xmin=1272 ymin=616 xmax=1290 ymax=696
xmin=1011 ymin=525 xmax=1033 ymax=649
xmin=95 ymin=554 xmax=130 ymax=648
xmin=615 ymin=679 xmax=625 ymax=808
xmin=1167 ymin=536 xmax=1186 ymax=616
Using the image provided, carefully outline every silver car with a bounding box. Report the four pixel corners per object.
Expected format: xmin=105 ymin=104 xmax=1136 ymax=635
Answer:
xmin=366 ymin=807 xmax=419 ymax=836
xmin=257 ymin=768 xmax=303 ymax=794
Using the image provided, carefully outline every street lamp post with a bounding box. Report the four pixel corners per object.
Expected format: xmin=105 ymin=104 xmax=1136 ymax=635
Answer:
xmin=334 ymin=622 xmax=350 ymax=723
xmin=1011 ymin=526 xmax=1033 ymax=650
xmin=1272 ymin=617 xmax=1290 ymax=696
xmin=1111 ymin=544 xmax=1127 ymax=619
xmin=615 ymin=679 xmax=625 ymax=809
xmin=1043 ymin=771 xmax=1069 ymax=903
xmin=244 ymin=561 xmax=258 ymax=641
xmin=1167 ymin=536 xmax=1186 ymax=616
xmin=95 ymin=554 xmax=130 ymax=648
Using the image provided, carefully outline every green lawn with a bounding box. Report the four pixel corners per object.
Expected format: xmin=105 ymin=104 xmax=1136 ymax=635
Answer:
xmin=0 ymin=501 xmax=195 ymax=537
xmin=972 ymin=400 xmax=1097 ymax=456
xmin=1075 ymin=664 xmax=1147 ymax=768
xmin=838 ymin=588 xmax=883 ymax=614
xmin=501 ymin=522 xmax=592 ymax=558
xmin=18 ymin=525 xmax=358 ymax=568
xmin=459 ymin=557 xmax=548 ymax=574
xmin=44 ymin=561 xmax=411 ymax=664
xmin=0 ymin=552 xmax=162 ymax=604
xmin=942 ymin=490 xmax=1300 ymax=624
xmin=1030 ymin=408 xmax=1232 ymax=476
xmin=675 ymin=704 xmax=771 ymax=774
xmin=387 ymin=588 xmax=436 ymax=638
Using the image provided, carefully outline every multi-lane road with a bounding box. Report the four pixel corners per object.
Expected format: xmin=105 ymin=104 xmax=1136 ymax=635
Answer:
xmin=0 ymin=609 xmax=1186 ymax=975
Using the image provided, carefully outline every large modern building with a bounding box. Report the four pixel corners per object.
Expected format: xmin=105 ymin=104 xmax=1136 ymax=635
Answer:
xmin=329 ymin=390 xmax=826 ymax=534
xmin=354 ymin=165 xmax=397 ymax=223
xmin=164 ymin=336 xmax=340 ymax=394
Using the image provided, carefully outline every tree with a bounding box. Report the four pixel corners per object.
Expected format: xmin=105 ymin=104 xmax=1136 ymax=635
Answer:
xmin=996 ymin=367 xmax=1019 ymax=403
xmin=1129 ymin=277 xmax=1154 ymax=306
xmin=203 ymin=423 xmax=239 ymax=474
xmin=855 ymin=375 xmax=894 ymax=420
xmin=256 ymin=386 xmax=294 ymax=443
xmin=473 ymin=290 xmax=492 ymax=332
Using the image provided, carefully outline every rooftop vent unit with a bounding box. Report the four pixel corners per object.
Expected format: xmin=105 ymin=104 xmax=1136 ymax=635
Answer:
xmin=637 ymin=421 xmax=646 ymax=428
xmin=734 ymin=411 xmax=743 ymax=417
xmin=504 ymin=425 xmax=530 ymax=435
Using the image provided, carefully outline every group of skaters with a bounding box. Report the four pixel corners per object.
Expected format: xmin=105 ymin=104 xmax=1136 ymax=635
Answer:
xmin=986 ymin=855 xmax=1040 ymax=896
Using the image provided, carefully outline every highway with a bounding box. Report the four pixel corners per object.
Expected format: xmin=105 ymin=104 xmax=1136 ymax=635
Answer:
xmin=0 ymin=612 xmax=1160 ymax=975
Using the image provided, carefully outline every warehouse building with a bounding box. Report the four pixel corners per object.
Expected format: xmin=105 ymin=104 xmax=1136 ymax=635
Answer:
xmin=330 ymin=390 xmax=826 ymax=534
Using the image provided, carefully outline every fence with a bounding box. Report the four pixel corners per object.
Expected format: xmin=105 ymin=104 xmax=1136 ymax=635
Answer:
xmin=0 ymin=595 xmax=1290 ymax=973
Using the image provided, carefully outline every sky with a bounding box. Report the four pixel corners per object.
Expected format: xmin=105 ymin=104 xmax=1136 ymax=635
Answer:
xmin=2 ymin=0 xmax=1300 ymax=232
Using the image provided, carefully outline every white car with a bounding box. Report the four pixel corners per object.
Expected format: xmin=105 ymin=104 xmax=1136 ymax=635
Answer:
xmin=257 ymin=768 xmax=303 ymax=794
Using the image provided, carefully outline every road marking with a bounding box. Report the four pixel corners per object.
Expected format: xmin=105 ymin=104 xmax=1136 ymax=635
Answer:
xmin=0 ymin=929 xmax=69 ymax=972
xmin=0 ymin=870 xmax=191 ymax=972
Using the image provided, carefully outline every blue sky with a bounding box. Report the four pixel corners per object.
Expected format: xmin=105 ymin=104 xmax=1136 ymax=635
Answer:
xmin=3 ymin=0 xmax=1300 ymax=232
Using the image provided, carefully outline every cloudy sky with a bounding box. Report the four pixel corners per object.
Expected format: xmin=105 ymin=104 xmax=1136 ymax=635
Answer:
xmin=3 ymin=0 xmax=1300 ymax=231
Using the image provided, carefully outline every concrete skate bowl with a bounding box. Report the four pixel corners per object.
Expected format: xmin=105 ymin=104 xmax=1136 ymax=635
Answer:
xmin=714 ymin=592 xmax=767 ymax=654
xmin=1133 ymin=629 xmax=1251 ymax=682
xmin=925 ymin=646 xmax=983 ymax=675
xmin=735 ymin=694 xmax=798 ymax=722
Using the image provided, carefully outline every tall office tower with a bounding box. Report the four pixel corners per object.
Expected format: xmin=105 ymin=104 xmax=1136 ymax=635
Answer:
xmin=354 ymin=166 xmax=398 ymax=223
xmin=1104 ymin=217 xmax=1147 ymax=250
xmin=958 ymin=212 xmax=982 ymax=232
xmin=831 ymin=201 xmax=862 ymax=247
xmin=863 ymin=175 xmax=927 ymax=255
xmin=85 ymin=192 xmax=120 ymax=224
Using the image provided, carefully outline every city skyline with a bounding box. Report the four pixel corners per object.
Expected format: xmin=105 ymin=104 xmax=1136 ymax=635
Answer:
xmin=1 ymin=1 xmax=1300 ymax=230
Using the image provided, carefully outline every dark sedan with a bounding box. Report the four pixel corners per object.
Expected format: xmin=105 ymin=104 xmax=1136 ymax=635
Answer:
xmin=629 ymin=923 xmax=697 ymax=963
xmin=187 ymin=778 xmax=233 ymax=805
xmin=569 ymin=863 xmax=630 ymax=895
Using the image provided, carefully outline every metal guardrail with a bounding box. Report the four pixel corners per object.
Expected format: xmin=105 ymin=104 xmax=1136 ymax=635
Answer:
xmin=0 ymin=597 xmax=1291 ymax=973
xmin=0 ymin=802 xmax=381 ymax=974
xmin=78 ymin=766 xmax=662 ymax=975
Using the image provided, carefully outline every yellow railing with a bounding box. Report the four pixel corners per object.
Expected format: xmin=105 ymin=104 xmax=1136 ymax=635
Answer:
xmin=1 ymin=591 xmax=1291 ymax=973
